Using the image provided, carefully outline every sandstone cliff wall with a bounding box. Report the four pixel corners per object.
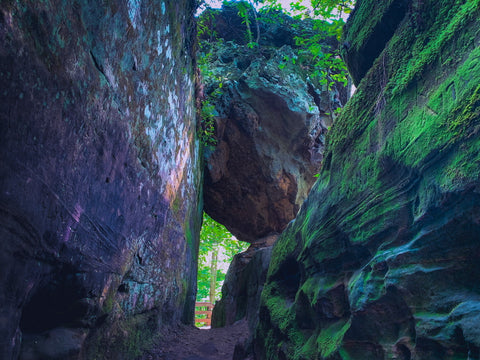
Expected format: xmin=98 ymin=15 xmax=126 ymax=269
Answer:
xmin=255 ymin=0 xmax=480 ymax=359
xmin=0 ymin=1 xmax=201 ymax=358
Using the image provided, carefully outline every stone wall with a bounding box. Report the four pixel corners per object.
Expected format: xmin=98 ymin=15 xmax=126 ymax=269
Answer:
xmin=255 ymin=0 xmax=480 ymax=359
xmin=0 ymin=0 xmax=201 ymax=358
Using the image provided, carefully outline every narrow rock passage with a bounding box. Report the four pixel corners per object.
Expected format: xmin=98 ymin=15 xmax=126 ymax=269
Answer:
xmin=144 ymin=320 xmax=250 ymax=360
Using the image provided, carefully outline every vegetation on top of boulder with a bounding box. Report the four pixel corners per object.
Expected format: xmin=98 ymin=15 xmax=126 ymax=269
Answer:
xmin=196 ymin=0 xmax=355 ymax=147
xmin=198 ymin=0 xmax=354 ymax=85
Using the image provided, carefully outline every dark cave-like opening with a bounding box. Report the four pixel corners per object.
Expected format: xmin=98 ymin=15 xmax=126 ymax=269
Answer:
xmin=20 ymin=269 xmax=88 ymax=334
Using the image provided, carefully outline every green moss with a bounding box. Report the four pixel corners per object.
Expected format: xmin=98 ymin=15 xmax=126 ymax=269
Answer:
xmin=440 ymin=136 xmax=480 ymax=191
xmin=265 ymin=294 xmax=295 ymax=332
xmin=391 ymin=0 xmax=480 ymax=95
xmin=338 ymin=348 xmax=354 ymax=360
xmin=448 ymin=83 xmax=480 ymax=137
xmin=343 ymin=0 xmax=396 ymax=53
xmin=171 ymin=195 xmax=181 ymax=213
xmin=102 ymin=280 xmax=121 ymax=314
xmin=177 ymin=278 xmax=189 ymax=307
xmin=257 ymin=1 xmax=480 ymax=358
xmin=293 ymin=333 xmax=317 ymax=360
xmin=335 ymin=0 xmax=480 ymax=166
xmin=86 ymin=313 xmax=157 ymax=360
xmin=184 ymin=225 xmax=194 ymax=251
xmin=103 ymin=294 xmax=115 ymax=313
xmin=347 ymin=264 xmax=388 ymax=310
xmin=384 ymin=43 xmax=480 ymax=170
xmin=267 ymin=226 xmax=299 ymax=279
xmin=317 ymin=320 xmax=351 ymax=358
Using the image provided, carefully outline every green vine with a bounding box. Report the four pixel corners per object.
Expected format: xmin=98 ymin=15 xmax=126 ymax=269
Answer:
xmin=199 ymin=99 xmax=217 ymax=148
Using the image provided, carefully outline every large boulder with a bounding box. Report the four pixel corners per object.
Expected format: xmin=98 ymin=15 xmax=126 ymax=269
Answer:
xmin=255 ymin=0 xmax=480 ymax=359
xmin=202 ymin=36 xmax=345 ymax=242
xmin=0 ymin=0 xmax=201 ymax=358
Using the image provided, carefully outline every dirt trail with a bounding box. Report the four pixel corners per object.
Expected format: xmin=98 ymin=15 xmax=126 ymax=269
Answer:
xmin=143 ymin=320 xmax=250 ymax=360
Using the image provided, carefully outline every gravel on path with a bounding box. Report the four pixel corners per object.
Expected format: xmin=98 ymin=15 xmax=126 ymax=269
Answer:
xmin=142 ymin=320 xmax=251 ymax=360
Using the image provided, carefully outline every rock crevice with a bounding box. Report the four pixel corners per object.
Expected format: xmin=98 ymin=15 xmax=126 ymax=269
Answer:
xmin=200 ymin=10 xmax=345 ymax=241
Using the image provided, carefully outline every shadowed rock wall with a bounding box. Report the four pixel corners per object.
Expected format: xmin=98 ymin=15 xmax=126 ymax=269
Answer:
xmin=0 ymin=0 xmax=201 ymax=358
xmin=212 ymin=234 xmax=278 ymax=329
xmin=255 ymin=0 xmax=480 ymax=359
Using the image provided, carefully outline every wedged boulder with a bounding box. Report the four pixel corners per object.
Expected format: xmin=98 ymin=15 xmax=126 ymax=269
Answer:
xmin=202 ymin=38 xmax=345 ymax=242
xmin=255 ymin=0 xmax=480 ymax=359
xmin=0 ymin=0 xmax=201 ymax=358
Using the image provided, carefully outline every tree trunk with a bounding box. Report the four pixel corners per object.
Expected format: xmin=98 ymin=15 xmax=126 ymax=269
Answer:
xmin=209 ymin=250 xmax=218 ymax=304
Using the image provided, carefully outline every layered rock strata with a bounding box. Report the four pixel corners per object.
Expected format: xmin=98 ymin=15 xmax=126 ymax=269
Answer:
xmin=255 ymin=0 xmax=480 ymax=359
xmin=0 ymin=0 xmax=201 ymax=358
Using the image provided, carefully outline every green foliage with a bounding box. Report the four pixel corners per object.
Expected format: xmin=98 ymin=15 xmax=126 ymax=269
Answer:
xmin=197 ymin=0 xmax=355 ymax=92
xmin=196 ymin=213 xmax=249 ymax=302
xmin=197 ymin=5 xmax=218 ymax=41
xmin=196 ymin=28 xmax=225 ymax=148
xmin=236 ymin=1 xmax=254 ymax=43
xmin=289 ymin=0 xmax=354 ymax=89
xmin=199 ymin=100 xmax=217 ymax=148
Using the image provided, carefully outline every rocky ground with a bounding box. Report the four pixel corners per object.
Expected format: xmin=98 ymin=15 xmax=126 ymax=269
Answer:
xmin=143 ymin=320 xmax=251 ymax=360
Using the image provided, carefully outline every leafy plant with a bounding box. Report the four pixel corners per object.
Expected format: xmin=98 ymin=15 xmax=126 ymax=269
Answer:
xmin=197 ymin=5 xmax=218 ymax=41
xmin=197 ymin=42 xmax=224 ymax=148
xmin=262 ymin=0 xmax=355 ymax=89
xmin=200 ymin=100 xmax=217 ymax=148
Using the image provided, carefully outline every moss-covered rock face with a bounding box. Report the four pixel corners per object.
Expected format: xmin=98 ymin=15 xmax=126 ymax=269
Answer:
xmin=0 ymin=0 xmax=201 ymax=358
xmin=255 ymin=0 xmax=480 ymax=359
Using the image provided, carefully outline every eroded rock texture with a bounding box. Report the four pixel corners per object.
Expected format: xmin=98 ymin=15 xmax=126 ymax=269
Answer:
xmin=255 ymin=1 xmax=480 ymax=359
xmin=212 ymin=234 xmax=278 ymax=330
xmin=201 ymin=6 xmax=346 ymax=242
xmin=0 ymin=1 xmax=200 ymax=358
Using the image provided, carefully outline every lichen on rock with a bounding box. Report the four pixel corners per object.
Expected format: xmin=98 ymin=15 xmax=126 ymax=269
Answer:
xmin=0 ymin=0 xmax=201 ymax=358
